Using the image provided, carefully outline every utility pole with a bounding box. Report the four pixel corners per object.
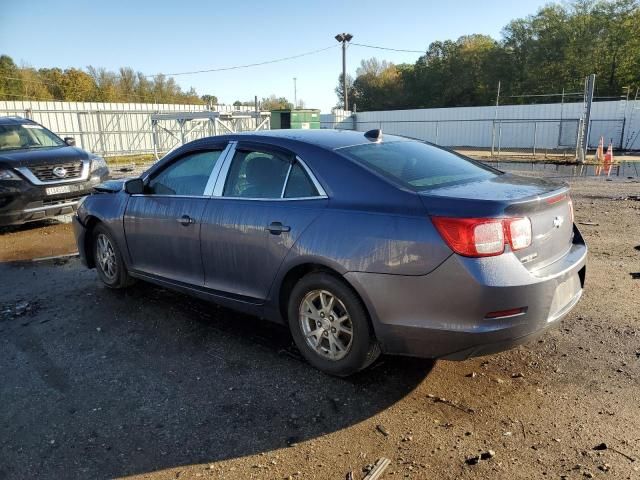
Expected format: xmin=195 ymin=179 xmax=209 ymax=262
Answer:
xmin=335 ymin=33 xmax=353 ymax=111
xmin=293 ymin=77 xmax=297 ymax=109
xmin=491 ymin=81 xmax=501 ymax=157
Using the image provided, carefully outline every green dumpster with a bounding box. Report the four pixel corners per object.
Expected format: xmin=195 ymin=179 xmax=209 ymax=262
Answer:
xmin=271 ymin=109 xmax=320 ymax=130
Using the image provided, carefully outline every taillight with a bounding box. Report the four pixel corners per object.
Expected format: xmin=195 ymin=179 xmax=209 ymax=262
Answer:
xmin=505 ymin=217 xmax=532 ymax=251
xmin=431 ymin=216 xmax=532 ymax=258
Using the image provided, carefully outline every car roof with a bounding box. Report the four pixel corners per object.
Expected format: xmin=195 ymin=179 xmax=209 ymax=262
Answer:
xmin=230 ymin=128 xmax=410 ymax=150
xmin=0 ymin=116 xmax=36 ymax=126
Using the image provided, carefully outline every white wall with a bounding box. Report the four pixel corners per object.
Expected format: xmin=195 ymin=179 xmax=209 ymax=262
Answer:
xmin=353 ymin=100 xmax=640 ymax=150
xmin=320 ymin=109 xmax=354 ymax=129
xmin=2 ymin=99 xmax=639 ymax=155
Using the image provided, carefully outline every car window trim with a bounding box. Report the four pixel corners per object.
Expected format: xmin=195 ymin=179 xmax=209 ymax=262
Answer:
xmin=295 ymin=156 xmax=327 ymax=198
xmin=280 ymin=162 xmax=294 ymax=198
xmin=136 ymin=142 xmax=233 ymax=198
xmin=212 ymin=142 xmax=327 ymax=201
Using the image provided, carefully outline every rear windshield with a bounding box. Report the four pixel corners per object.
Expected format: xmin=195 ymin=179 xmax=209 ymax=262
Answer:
xmin=339 ymin=140 xmax=497 ymax=191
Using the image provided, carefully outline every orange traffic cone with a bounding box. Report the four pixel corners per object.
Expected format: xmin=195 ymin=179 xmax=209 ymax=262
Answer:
xmin=604 ymin=141 xmax=614 ymax=176
xmin=595 ymin=137 xmax=605 ymax=175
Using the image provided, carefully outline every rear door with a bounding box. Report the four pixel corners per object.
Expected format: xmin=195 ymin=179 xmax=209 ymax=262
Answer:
xmin=200 ymin=142 xmax=327 ymax=302
xmin=124 ymin=146 xmax=229 ymax=285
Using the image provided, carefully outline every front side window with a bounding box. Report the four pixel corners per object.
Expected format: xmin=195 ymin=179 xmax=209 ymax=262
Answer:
xmin=147 ymin=150 xmax=223 ymax=196
xmin=0 ymin=123 xmax=64 ymax=151
xmin=340 ymin=140 xmax=497 ymax=191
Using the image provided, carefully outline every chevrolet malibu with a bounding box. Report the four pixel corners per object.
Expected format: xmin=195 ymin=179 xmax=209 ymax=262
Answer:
xmin=73 ymin=129 xmax=587 ymax=376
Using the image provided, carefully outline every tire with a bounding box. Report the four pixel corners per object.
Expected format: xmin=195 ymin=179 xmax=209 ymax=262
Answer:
xmin=92 ymin=224 xmax=133 ymax=289
xmin=287 ymin=272 xmax=381 ymax=377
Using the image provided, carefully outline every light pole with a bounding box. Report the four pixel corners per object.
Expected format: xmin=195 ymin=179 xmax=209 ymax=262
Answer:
xmin=293 ymin=77 xmax=297 ymax=108
xmin=335 ymin=33 xmax=353 ymax=111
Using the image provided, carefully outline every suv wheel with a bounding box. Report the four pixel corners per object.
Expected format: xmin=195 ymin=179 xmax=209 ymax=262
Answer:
xmin=288 ymin=272 xmax=381 ymax=376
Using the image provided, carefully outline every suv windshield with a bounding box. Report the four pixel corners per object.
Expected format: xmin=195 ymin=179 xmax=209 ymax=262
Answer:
xmin=340 ymin=140 xmax=497 ymax=191
xmin=0 ymin=123 xmax=65 ymax=151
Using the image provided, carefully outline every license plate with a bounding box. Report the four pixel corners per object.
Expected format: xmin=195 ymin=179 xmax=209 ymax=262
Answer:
xmin=46 ymin=185 xmax=71 ymax=195
xmin=548 ymin=273 xmax=581 ymax=321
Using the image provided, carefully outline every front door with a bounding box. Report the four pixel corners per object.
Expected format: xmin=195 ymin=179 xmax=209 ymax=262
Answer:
xmin=200 ymin=143 xmax=327 ymax=302
xmin=124 ymin=148 xmax=226 ymax=285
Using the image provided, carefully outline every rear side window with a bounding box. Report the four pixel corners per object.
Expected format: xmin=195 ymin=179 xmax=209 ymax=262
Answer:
xmin=284 ymin=162 xmax=318 ymax=198
xmin=340 ymin=141 xmax=497 ymax=191
xmin=223 ymin=149 xmax=291 ymax=198
xmin=222 ymin=146 xmax=322 ymax=200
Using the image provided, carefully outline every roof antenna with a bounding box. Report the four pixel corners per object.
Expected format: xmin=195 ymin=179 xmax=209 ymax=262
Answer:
xmin=364 ymin=128 xmax=383 ymax=142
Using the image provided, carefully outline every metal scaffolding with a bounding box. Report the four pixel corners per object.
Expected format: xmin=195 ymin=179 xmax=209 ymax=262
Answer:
xmin=150 ymin=110 xmax=270 ymax=159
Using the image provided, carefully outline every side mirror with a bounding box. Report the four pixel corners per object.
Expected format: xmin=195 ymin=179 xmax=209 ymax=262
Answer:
xmin=63 ymin=137 xmax=76 ymax=146
xmin=124 ymin=178 xmax=144 ymax=195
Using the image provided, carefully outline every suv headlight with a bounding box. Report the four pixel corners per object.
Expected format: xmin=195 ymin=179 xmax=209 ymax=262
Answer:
xmin=0 ymin=168 xmax=21 ymax=181
xmin=90 ymin=155 xmax=108 ymax=173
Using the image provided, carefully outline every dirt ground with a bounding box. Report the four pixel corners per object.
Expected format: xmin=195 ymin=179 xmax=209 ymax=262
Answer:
xmin=0 ymin=176 xmax=639 ymax=480
xmin=0 ymin=219 xmax=76 ymax=262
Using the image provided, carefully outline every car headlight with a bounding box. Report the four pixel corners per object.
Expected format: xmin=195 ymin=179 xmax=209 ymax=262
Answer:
xmin=0 ymin=168 xmax=21 ymax=181
xmin=90 ymin=155 xmax=108 ymax=172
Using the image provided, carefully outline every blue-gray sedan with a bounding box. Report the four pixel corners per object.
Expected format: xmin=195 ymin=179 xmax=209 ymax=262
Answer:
xmin=73 ymin=129 xmax=587 ymax=376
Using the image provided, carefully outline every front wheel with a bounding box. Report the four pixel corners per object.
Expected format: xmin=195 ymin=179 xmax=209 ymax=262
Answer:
xmin=93 ymin=224 xmax=133 ymax=289
xmin=288 ymin=272 xmax=381 ymax=376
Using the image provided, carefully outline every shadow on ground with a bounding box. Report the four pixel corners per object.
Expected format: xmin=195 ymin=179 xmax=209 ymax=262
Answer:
xmin=0 ymin=259 xmax=434 ymax=480
xmin=0 ymin=218 xmax=65 ymax=236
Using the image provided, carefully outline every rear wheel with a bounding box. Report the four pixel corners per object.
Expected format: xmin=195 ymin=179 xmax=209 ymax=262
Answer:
xmin=93 ymin=224 xmax=133 ymax=289
xmin=288 ymin=272 xmax=381 ymax=376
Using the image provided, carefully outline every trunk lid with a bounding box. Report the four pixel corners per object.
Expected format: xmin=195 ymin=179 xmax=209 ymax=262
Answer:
xmin=421 ymin=173 xmax=573 ymax=270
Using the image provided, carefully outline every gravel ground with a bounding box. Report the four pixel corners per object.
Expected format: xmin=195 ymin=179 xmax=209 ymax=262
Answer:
xmin=0 ymin=176 xmax=639 ymax=480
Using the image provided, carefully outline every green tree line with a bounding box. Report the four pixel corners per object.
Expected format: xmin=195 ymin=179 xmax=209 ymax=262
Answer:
xmin=338 ymin=0 xmax=640 ymax=111
xmin=0 ymin=55 xmax=216 ymax=105
xmin=233 ymin=95 xmax=297 ymax=110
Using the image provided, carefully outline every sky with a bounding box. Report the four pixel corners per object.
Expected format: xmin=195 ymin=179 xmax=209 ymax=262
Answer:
xmin=1 ymin=0 xmax=551 ymax=112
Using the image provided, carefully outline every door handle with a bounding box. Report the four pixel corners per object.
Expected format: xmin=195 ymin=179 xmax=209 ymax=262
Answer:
xmin=266 ymin=221 xmax=291 ymax=235
xmin=177 ymin=215 xmax=196 ymax=226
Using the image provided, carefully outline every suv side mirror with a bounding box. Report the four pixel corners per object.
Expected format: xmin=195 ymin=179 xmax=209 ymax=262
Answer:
xmin=63 ymin=137 xmax=76 ymax=146
xmin=124 ymin=178 xmax=144 ymax=195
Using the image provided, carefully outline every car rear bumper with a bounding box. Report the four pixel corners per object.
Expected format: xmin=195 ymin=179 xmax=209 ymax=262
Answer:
xmin=345 ymin=226 xmax=587 ymax=360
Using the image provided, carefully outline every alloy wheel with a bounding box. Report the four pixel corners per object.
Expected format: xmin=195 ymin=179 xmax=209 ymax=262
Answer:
xmin=299 ymin=289 xmax=353 ymax=361
xmin=96 ymin=233 xmax=117 ymax=281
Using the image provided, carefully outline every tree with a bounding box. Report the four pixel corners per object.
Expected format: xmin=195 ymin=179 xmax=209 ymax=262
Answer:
xmin=201 ymin=94 xmax=218 ymax=106
xmin=340 ymin=0 xmax=640 ymax=111
xmin=334 ymin=73 xmax=354 ymax=109
xmin=0 ymin=55 xmax=209 ymax=104
xmin=261 ymin=94 xmax=293 ymax=110
xmin=61 ymin=69 xmax=96 ymax=101
xmin=335 ymin=58 xmax=407 ymax=111
xmin=0 ymin=55 xmax=20 ymax=99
